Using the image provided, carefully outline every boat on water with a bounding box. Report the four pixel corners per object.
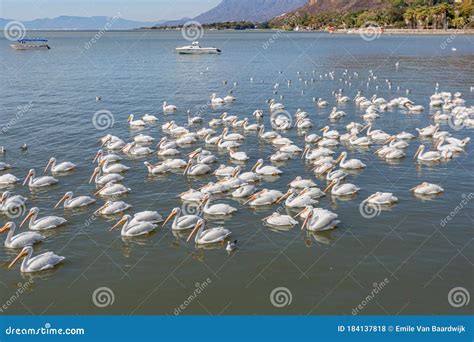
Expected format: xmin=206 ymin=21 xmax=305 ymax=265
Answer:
xmin=10 ymin=38 xmax=51 ymax=50
xmin=176 ymin=41 xmax=221 ymax=54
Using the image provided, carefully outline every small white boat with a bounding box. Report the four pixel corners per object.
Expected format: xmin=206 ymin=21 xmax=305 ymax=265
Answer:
xmin=176 ymin=41 xmax=221 ymax=54
xmin=11 ymin=38 xmax=51 ymax=50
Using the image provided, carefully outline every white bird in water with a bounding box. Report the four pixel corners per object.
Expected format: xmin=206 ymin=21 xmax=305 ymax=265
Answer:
xmin=95 ymin=182 xmax=130 ymax=197
xmin=410 ymin=182 xmax=444 ymax=196
xmin=298 ymin=206 xmax=339 ymax=232
xmin=364 ymin=192 xmax=398 ymax=205
xmin=162 ymin=207 xmax=201 ymax=231
xmin=262 ymin=212 xmax=298 ymax=227
xmin=1 ymin=222 xmax=45 ymax=248
xmin=187 ymin=219 xmax=232 ymax=245
xmin=94 ymin=200 xmax=132 ymax=215
xmin=89 ymin=167 xmax=124 ymax=186
xmin=8 ymin=246 xmax=65 ymax=273
xmin=324 ymin=179 xmax=360 ymax=196
xmin=44 ymin=157 xmax=76 ymax=174
xmin=200 ymin=195 xmax=237 ymax=216
xmin=54 ymin=191 xmax=96 ymax=209
xmin=20 ymin=207 xmax=67 ymax=230
xmin=23 ymin=169 xmax=58 ymax=188
xmin=110 ymin=214 xmax=157 ymax=237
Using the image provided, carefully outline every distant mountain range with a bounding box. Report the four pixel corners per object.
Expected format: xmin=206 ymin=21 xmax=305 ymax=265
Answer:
xmin=0 ymin=16 xmax=164 ymax=30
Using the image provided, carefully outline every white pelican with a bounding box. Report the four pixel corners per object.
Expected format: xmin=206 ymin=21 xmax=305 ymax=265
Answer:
xmin=131 ymin=211 xmax=163 ymax=224
xmin=210 ymin=93 xmax=225 ymax=105
xmin=0 ymin=191 xmax=27 ymax=211
xmin=289 ymin=176 xmax=316 ymax=189
xmin=258 ymin=126 xmax=279 ymax=140
xmin=263 ymin=213 xmax=298 ymax=227
xmin=232 ymin=184 xmax=257 ymax=198
xmin=95 ymin=201 xmax=131 ymax=215
xmin=89 ymin=167 xmax=124 ymax=186
xmin=277 ymin=189 xmax=317 ymax=208
xmin=272 ymin=137 xmax=293 ymax=146
xmin=253 ymin=110 xmax=264 ymax=119
xmin=55 ymin=191 xmax=96 ymax=209
xmin=324 ymin=179 xmax=360 ymax=196
xmin=329 ymin=107 xmax=346 ymax=120
xmin=187 ymin=219 xmax=231 ymax=245
xmin=0 ymin=162 xmax=11 ymax=171
xmin=187 ymin=110 xmax=203 ymax=125
xmin=376 ymin=146 xmax=406 ymax=159
xmin=384 ymin=137 xmax=409 ymax=149
xmin=164 ymin=159 xmax=187 ymax=169
xmin=217 ymin=137 xmax=240 ymax=149
xmin=179 ymin=189 xmax=205 ymax=202
xmin=279 ymin=144 xmax=303 ymax=153
xmin=224 ymin=94 xmax=236 ymax=103
xmin=204 ymin=134 xmax=221 ymax=145
xmin=413 ymin=145 xmax=441 ymax=162
xmin=318 ymin=138 xmax=339 ymax=148
xmin=349 ymin=135 xmax=372 ymax=147
xmin=245 ymin=189 xmax=283 ymax=206
xmin=1 ymin=222 xmax=45 ymax=248
xmin=270 ymin=151 xmax=292 ymax=162
xmin=122 ymin=142 xmax=154 ymax=156
xmin=100 ymin=159 xmax=130 ymax=173
xmin=364 ymin=192 xmax=398 ymax=205
xmin=316 ymin=98 xmax=329 ymax=107
xmin=326 ymin=168 xmax=347 ymax=182
xmin=302 ymin=146 xmax=334 ymax=161
xmin=189 ymin=149 xmax=217 ymax=164
xmin=183 ymin=160 xmax=212 ymax=176
xmin=200 ymin=195 xmax=237 ymax=215
xmin=320 ymin=126 xmax=339 ymax=139
xmin=436 ymin=137 xmax=464 ymax=153
xmin=102 ymin=136 xmax=126 ymax=151
xmin=95 ymin=182 xmax=130 ymax=197
xmin=44 ymin=157 xmax=76 ymax=174
xmin=299 ymin=206 xmax=339 ymax=231
xmin=396 ymin=131 xmax=415 ymax=140
xmin=410 ymin=182 xmax=444 ymax=195
xmin=228 ymin=147 xmax=249 ymax=161
xmin=23 ymin=169 xmax=58 ymax=188
xmin=222 ymin=127 xmax=244 ymax=141
xmin=8 ymin=246 xmax=65 ymax=273
xmin=20 ymin=207 xmax=67 ymax=231
xmin=163 ymin=101 xmax=177 ymax=113
xmin=221 ymin=112 xmax=238 ymax=124
xmin=416 ymin=124 xmax=439 ymax=137
xmin=251 ymin=159 xmax=282 ymax=176
xmin=157 ymin=137 xmax=178 ymax=150
xmin=162 ymin=207 xmax=200 ymax=231
xmin=214 ymin=164 xmax=237 ymax=177
xmin=336 ymin=152 xmax=366 ymax=169
xmin=133 ymin=134 xmax=155 ymax=144
xmin=128 ymin=114 xmax=146 ymax=128
xmin=111 ymin=215 xmax=157 ymax=237
xmin=243 ymin=119 xmax=260 ymax=131
xmin=268 ymin=99 xmax=285 ymax=112
xmin=445 ymin=137 xmax=470 ymax=147
xmin=157 ymin=148 xmax=180 ymax=156
xmin=144 ymin=161 xmax=170 ymax=175
xmin=142 ymin=113 xmax=158 ymax=123
xmin=364 ymin=124 xmax=391 ymax=141
xmin=93 ymin=150 xmax=122 ymax=164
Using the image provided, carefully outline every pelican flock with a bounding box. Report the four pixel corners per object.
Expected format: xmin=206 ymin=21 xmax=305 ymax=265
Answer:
xmin=0 ymin=66 xmax=472 ymax=275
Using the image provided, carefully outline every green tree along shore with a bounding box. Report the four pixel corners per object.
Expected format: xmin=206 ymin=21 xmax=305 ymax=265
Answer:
xmin=151 ymin=0 xmax=473 ymax=31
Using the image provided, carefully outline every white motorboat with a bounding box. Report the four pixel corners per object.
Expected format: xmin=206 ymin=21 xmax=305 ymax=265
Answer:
xmin=176 ymin=41 xmax=221 ymax=54
xmin=11 ymin=38 xmax=51 ymax=50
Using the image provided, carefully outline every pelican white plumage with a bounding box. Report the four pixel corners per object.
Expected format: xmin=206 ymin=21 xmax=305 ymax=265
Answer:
xmin=162 ymin=207 xmax=201 ymax=231
xmin=99 ymin=159 xmax=130 ymax=173
xmin=187 ymin=219 xmax=231 ymax=245
xmin=336 ymin=152 xmax=366 ymax=169
xmin=324 ymin=179 xmax=360 ymax=196
xmin=416 ymin=124 xmax=439 ymax=137
xmin=251 ymin=159 xmax=282 ymax=176
xmin=179 ymin=189 xmax=205 ymax=202
xmin=8 ymin=246 xmax=65 ymax=273
xmin=163 ymin=101 xmax=177 ymax=113
xmin=95 ymin=182 xmax=130 ymax=197
xmin=111 ymin=215 xmax=157 ymax=237
xmin=127 ymin=114 xmax=146 ymax=128
xmin=289 ymin=176 xmax=316 ymax=189
xmin=23 ymin=169 xmax=58 ymax=188
xmin=413 ymin=145 xmax=441 ymax=162
xmin=263 ymin=213 xmax=298 ymax=227
xmin=299 ymin=206 xmax=340 ymax=231
xmin=1 ymin=222 xmax=45 ymax=248
xmin=93 ymin=149 xmax=122 ymax=164
xmin=20 ymin=207 xmax=67 ymax=231
xmin=94 ymin=201 xmax=131 ymax=215
xmin=320 ymin=126 xmax=339 ymax=139
xmin=55 ymin=191 xmax=95 ymax=209
xmin=200 ymin=195 xmax=237 ymax=215
xmin=277 ymin=189 xmax=318 ymax=208
xmin=183 ymin=159 xmax=212 ymax=176
xmin=364 ymin=192 xmax=398 ymax=205
xmin=144 ymin=161 xmax=170 ymax=175
xmin=245 ymin=189 xmax=283 ymax=206
xmin=410 ymin=182 xmax=444 ymax=195
xmin=142 ymin=113 xmax=158 ymax=123
xmin=89 ymin=167 xmax=124 ymax=186
xmin=0 ymin=191 xmax=27 ymax=212
xmin=44 ymin=157 xmax=76 ymax=174
xmin=232 ymin=184 xmax=257 ymax=198
xmin=228 ymin=147 xmax=249 ymax=161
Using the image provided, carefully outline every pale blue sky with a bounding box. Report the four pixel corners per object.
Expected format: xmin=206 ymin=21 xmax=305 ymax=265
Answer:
xmin=0 ymin=0 xmax=221 ymax=21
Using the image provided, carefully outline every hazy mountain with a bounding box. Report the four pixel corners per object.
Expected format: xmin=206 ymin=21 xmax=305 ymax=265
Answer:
xmin=161 ymin=0 xmax=308 ymax=25
xmin=0 ymin=16 xmax=165 ymax=30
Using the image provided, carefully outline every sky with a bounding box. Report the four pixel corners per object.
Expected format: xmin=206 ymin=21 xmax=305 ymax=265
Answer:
xmin=0 ymin=0 xmax=221 ymax=22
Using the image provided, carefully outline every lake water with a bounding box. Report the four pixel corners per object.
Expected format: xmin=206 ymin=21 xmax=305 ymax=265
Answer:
xmin=0 ymin=31 xmax=472 ymax=315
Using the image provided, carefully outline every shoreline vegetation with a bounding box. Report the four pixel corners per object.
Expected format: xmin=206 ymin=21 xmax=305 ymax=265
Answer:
xmin=142 ymin=0 xmax=474 ymax=35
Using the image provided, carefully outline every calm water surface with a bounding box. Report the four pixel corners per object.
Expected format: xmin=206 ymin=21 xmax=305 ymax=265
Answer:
xmin=0 ymin=31 xmax=473 ymax=315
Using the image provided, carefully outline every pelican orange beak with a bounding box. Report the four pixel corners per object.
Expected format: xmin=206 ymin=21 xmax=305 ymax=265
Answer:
xmin=301 ymin=211 xmax=312 ymax=230
xmin=93 ymin=150 xmax=102 ymax=163
xmin=383 ymin=136 xmax=395 ymax=145
xmin=162 ymin=210 xmax=177 ymax=227
xmin=8 ymin=248 xmax=28 ymax=269
xmin=295 ymin=207 xmax=308 ymax=218
xmin=101 ymin=137 xmax=111 ymax=147
xmin=94 ymin=202 xmax=109 ymax=215
xmin=187 ymin=220 xmax=204 ymax=242
xmin=251 ymin=161 xmax=261 ymax=172
xmin=301 ymin=146 xmax=309 ymax=159
xmin=54 ymin=193 xmax=68 ymax=208
xmin=188 ymin=149 xmax=199 ymax=158
xmin=20 ymin=211 xmax=34 ymax=228
xmin=0 ymin=222 xmax=12 ymax=233
xmin=413 ymin=146 xmax=422 ymax=160
xmin=323 ymin=180 xmax=336 ymax=193
xmin=89 ymin=168 xmax=99 ymax=184
xmin=374 ymin=148 xmax=383 ymax=155
xmin=276 ymin=190 xmax=291 ymax=204
xmin=22 ymin=171 xmax=33 ymax=186
xmin=335 ymin=154 xmax=344 ymax=164
xmin=94 ymin=187 xmax=104 ymax=196
xmin=183 ymin=160 xmax=192 ymax=175
xmin=127 ymin=115 xmax=132 ymax=122
xmin=243 ymin=193 xmax=258 ymax=205
xmin=44 ymin=159 xmax=53 ymax=174
xmin=110 ymin=217 xmax=127 ymax=231
xmin=99 ymin=159 xmax=106 ymax=167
